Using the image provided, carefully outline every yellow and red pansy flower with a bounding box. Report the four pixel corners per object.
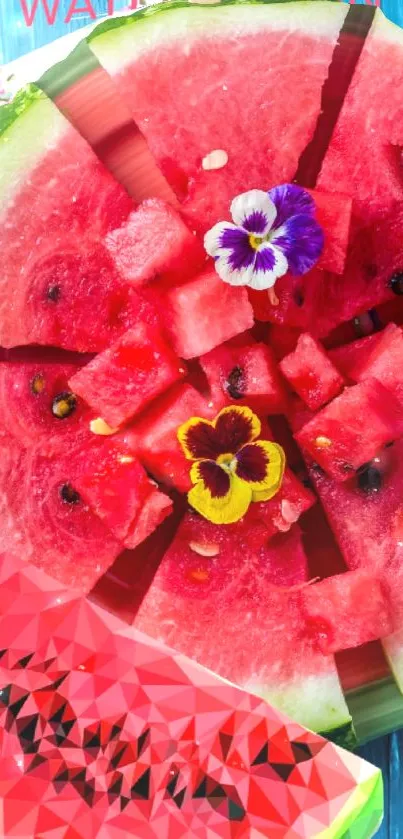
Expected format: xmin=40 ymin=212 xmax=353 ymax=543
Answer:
xmin=178 ymin=405 xmax=285 ymax=524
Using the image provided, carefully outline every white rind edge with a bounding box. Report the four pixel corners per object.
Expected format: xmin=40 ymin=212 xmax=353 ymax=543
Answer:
xmin=89 ymin=1 xmax=349 ymax=76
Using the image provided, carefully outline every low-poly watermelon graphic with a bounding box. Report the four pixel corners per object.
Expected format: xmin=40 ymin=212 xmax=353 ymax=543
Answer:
xmin=3 ymin=0 xmax=403 ymax=797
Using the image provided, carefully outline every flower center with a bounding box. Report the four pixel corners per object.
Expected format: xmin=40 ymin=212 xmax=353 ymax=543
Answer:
xmin=248 ymin=234 xmax=264 ymax=251
xmin=216 ymin=452 xmax=237 ymax=473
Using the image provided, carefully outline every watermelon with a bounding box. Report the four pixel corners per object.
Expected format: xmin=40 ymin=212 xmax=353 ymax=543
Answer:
xmin=160 ymin=268 xmax=254 ymax=359
xmin=0 ymin=355 xmax=93 ymax=451
xmin=349 ymin=322 xmax=403 ymax=403
xmin=328 ymin=333 xmax=383 ymax=382
xmin=125 ymin=383 xmax=217 ymax=490
xmin=307 ymin=188 xmax=352 ymax=274
xmin=0 ymin=84 xmax=162 ymax=353
xmin=88 ymin=0 xmax=348 ymax=234
xmin=280 ymin=332 xmax=344 ymax=410
xmin=299 ymin=569 xmax=393 ymax=655
xmin=296 ymin=378 xmax=403 ymax=481
xmin=68 ymin=322 xmax=185 ymax=428
xmin=133 ymin=511 xmax=352 ymax=737
xmin=104 ymin=198 xmax=206 ymax=287
xmin=199 ymin=338 xmax=288 ymax=415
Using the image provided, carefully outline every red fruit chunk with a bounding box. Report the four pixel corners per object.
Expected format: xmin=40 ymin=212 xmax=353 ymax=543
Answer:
xmin=307 ymin=188 xmax=352 ymax=274
xmin=296 ymin=378 xmax=403 ymax=481
xmin=69 ymin=323 xmax=184 ymax=428
xmin=105 ymin=198 xmax=205 ymax=287
xmin=73 ymin=440 xmax=172 ymax=549
xmin=0 ymin=440 xmax=121 ymax=594
xmin=0 ymin=357 xmax=93 ymax=452
xmin=350 ymin=323 xmax=403 ymax=404
xmin=162 ymin=268 xmax=254 ymax=358
xmin=280 ymin=333 xmax=344 ymax=411
xmin=199 ymin=340 xmax=287 ymax=414
xmin=328 ymin=333 xmax=382 ymax=381
xmin=125 ymin=383 xmax=216 ymax=491
xmin=300 ymin=570 xmax=393 ymax=655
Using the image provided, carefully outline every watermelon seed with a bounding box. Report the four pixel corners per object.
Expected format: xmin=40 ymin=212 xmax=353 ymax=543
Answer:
xmin=293 ymin=288 xmax=305 ymax=307
xmin=356 ymin=463 xmax=382 ymax=494
xmin=314 ymin=436 xmax=332 ymax=449
xmin=52 ymin=392 xmax=77 ymax=420
xmin=46 ymin=285 xmax=61 ymax=302
xmin=59 ymin=483 xmax=81 ymax=505
xmin=189 ymin=541 xmax=219 ymax=557
xmin=30 ymin=374 xmax=45 ymax=395
xmin=389 ymin=272 xmax=403 ymax=295
xmin=365 ymin=264 xmax=378 ymax=279
xmin=226 ymin=366 xmax=245 ymax=400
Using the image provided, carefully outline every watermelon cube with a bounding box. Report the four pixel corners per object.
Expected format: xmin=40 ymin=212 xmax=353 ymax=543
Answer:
xmin=244 ymin=468 xmax=316 ymax=544
xmin=125 ymin=383 xmax=216 ymax=490
xmin=296 ymin=378 xmax=403 ymax=481
xmin=300 ymin=569 xmax=393 ymax=655
xmin=328 ymin=333 xmax=382 ymax=382
xmin=199 ymin=339 xmax=287 ymax=414
xmin=162 ymin=268 xmax=254 ymax=358
xmin=105 ymin=198 xmax=205 ymax=287
xmin=308 ymin=188 xmax=352 ymax=274
xmin=280 ymin=332 xmax=344 ymax=410
xmin=72 ymin=440 xmax=172 ymax=549
xmin=350 ymin=323 xmax=403 ymax=404
xmin=69 ymin=322 xmax=184 ymax=428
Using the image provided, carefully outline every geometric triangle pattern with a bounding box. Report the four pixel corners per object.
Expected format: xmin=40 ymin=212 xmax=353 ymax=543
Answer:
xmin=0 ymin=553 xmax=382 ymax=838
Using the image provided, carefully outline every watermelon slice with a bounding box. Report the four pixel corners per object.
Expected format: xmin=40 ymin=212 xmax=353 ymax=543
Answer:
xmin=296 ymin=378 xmax=403 ymax=481
xmin=160 ymin=268 xmax=254 ymax=359
xmin=68 ymin=322 xmax=185 ymax=427
xmin=0 ymin=552 xmax=384 ymax=839
xmin=133 ymin=511 xmax=352 ymax=738
xmin=199 ymin=338 xmax=288 ymax=415
xmin=280 ymin=332 xmax=344 ymax=410
xmin=0 ymin=356 xmax=93 ymax=451
xmin=0 ymin=85 xmax=161 ymax=353
xmin=88 ymin=1 xmax=348 ymax=233
xmin=104 ymin=198 xmax=205 ymax=287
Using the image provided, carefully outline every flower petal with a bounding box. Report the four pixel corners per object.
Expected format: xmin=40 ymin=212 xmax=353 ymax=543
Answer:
xmin=204 ymin=221 xmax=241 ymax=258
xmin=247 ymin=244 xmax=288 ymax=291
xmin=268 ymin=184 xmax=316 ymax=228
xmin=214 ymin=405 xmax=261 ymax=452
xmin=188 ymin=465 xmax=252 ymax=524
xmin=214 ymin=254 xmax=255 ymax=287
xmin=190 ymin=459 xmax=230 ymax=496
xmin=235 ymin=440 xmax=285 ymax=500
xmin=178 ymin=416 xmax=218 ymax=461
xmin=230 ymin=190 xmax=276 ymax=234
xmin=271 ymin=214 xmax=324 ymax=276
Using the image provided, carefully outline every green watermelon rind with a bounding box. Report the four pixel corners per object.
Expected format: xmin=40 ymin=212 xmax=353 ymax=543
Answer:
xmin=319 ymin=721 xmax=357 ymax=751
xmin=0 ymin=83 xmax=44 ymax=138
xmin=319 ymin=767 xmax=383 ymax=839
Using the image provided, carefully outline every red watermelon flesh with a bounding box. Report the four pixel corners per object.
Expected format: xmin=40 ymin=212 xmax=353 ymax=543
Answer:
xmin=0 ymin=87 xmax=150 ymax=352
xmin=280 ymin=333 xmax=344 ymax=411
xmin=299 ymin=569 xmax=393 ymax=655
xmin=161 ymin=268 xmax=254 ymax=359
xmin=296 ymin=378 xmax=403 ymax=481
xmin=104 ymin=198 xmax=206 ymax=287
xmin=68 ymin=322 xmax=185 ymax=428
xmin=308 ymin=189 xmax=352 ymax=274
xmin=199 ymin=339 xmax=288 ymax=415
xmin=349 ymin=323 xmax=403 ymax=403
xmin=71 ymin=440 xmax=172 ymax=549
xmin=89 ymin=2 xmax=348 ymax=233
xmin=0 ymin=440 xmax=122 ymax=593
xmin=328 ymin=333 xmax=383 ymax=381
xmin=0 ymin=357 xmax=93 ymax=451
xmin=318 ymin=11 xmax=403 ymax=225
xmin=125 ymin=383 xmax=217 ymax=491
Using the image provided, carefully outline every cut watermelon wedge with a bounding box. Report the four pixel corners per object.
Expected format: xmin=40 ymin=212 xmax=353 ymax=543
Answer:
xmin=133 ymin=511 xmax=353 ymax=740
xmin=88 ymin=0 xmax=348 ymax=233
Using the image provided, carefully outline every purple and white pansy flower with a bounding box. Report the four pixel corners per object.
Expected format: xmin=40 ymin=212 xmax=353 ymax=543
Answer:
xmin=204 ymin=184 xmax=324 ymax=304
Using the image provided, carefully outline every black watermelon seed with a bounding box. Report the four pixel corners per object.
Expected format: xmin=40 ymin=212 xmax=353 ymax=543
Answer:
xmin=226 ymin=366 xmax=245 ymax=400
xmin=365 ymin=264 xmax=378 ymax=279
xmin=47 ymin=285 xmax=61 ymax=302
xmin=60 ymin=484 xmax=80 ymax=505
xmin=30 ymin=374 xmax=45 ymax=395
xmin=293 ymin=288 xmax=305 ymax=307
xmin=389 ymin=272 xmax=403 ymax=295
xmin=357 ymin=464 xmax=382 ymax=494
xmin=52 ymin=392 xmax=77 ymax=420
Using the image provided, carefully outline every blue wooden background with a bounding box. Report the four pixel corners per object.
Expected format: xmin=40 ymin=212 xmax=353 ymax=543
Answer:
xmin=1 ymin=0 xmax=403 ymax=835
